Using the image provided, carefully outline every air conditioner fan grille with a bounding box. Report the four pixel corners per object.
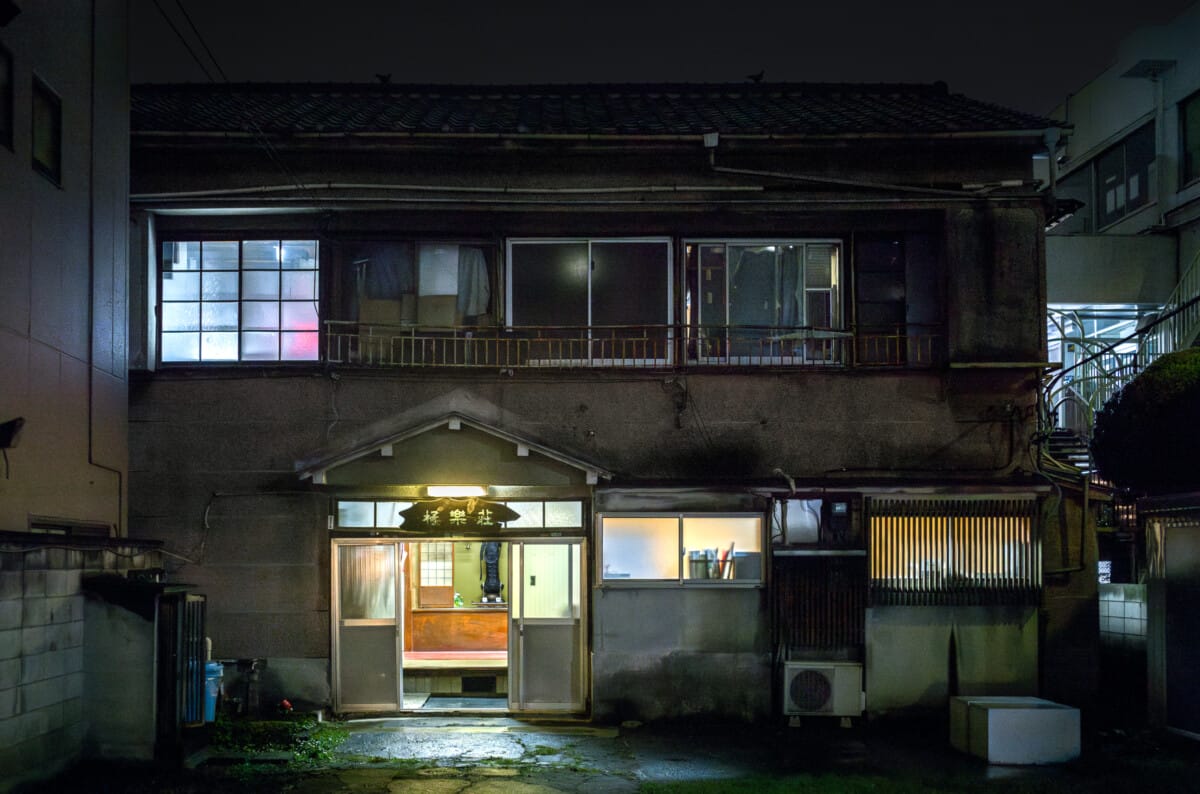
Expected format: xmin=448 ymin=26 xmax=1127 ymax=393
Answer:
xmin=789 ymin=669 xmax=832 ymax=711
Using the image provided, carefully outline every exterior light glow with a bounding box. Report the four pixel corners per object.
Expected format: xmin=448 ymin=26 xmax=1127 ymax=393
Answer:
xmin=426 ymin=485 xmax=487 ymax=497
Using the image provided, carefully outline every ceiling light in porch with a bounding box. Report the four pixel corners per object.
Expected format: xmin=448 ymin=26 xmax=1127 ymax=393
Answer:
xmin=426 ymin=485 xmax=487 ymax=498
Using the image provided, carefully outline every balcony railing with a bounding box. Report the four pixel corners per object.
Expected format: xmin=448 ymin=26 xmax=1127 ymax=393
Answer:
xmin=324 ymin=321 xmax=943 ymax=370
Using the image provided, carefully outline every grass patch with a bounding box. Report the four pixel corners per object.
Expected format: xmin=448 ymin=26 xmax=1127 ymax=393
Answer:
xmin=212 ymin=714 xmax=348 ymax=764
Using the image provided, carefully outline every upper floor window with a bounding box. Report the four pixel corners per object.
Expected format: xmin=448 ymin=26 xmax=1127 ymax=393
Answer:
xmin=507 ymin=238 xmax=672 ymax=362
xmin=31 ymin=76 xmax=61 ymax=185
xmin=159 ymin=239 xmax=319 ymax=363
xmin=684 ymin=239 xmax=841 ymax=363
xmin=1183 ymin=91 xmax=1200 ymax=187
xmin=1095 ymin=123 xmax=1155 ymax=228
xmin=0 ymin=44 xmax=12 ymax=151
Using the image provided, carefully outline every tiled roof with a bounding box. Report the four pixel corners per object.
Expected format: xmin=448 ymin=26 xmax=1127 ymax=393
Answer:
xmin=131 ymin=82 xmax=1059 ymax=138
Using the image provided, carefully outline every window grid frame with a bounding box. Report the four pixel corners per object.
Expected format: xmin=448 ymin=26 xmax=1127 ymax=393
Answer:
xmin=158 ymin=238 xmax=320 ymax=365
xmin=597 ymin=511 xmax=765 ymax=588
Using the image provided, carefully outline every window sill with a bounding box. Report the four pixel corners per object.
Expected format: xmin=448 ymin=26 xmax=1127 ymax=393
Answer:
xmin=597 ymin=580 xmax=762 ymax=589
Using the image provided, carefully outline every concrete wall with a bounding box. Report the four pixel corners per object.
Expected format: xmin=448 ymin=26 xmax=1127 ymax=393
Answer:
xmin=0 ymin=0 xmax=130 ymax=536
xmin=591 ymin=588 xmax=768 ymax=721
xmin=0 ymin=541 xmax=162 ymax=793
xmin=865 ymin=606 xmax=1039 ymax=715
xmin=0 ymin=2 xmax=133 ymax=787
xmin=1046 ymin=235 xmax=1178 ymax=304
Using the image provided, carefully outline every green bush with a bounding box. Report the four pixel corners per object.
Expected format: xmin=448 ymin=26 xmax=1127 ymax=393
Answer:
xmin=1091 ymin=348 xmax=1200 ymax=494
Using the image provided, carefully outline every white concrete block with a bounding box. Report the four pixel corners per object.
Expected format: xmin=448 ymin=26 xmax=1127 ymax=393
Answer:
xmin=46 ymin=596 xmax=74 ymax=624
xmin=64 ymin=647 xmax=83 ymax=674
xmin=22 ymin=678 xmax=64 ymax=711
xmin=949 ymin=696 xmax=1047 ymax=753
xmin=66 ymin=672 xmax=83 ymax=699
xmin=21 ymin=597 xmax=49 ymax=628
xmin=966 ymin=699 xmax=1080 ymax=764
xmin=45 ymin=571 xmax=73 ymax=597
xmin=0 ymin=684 xmax=16 ymax=718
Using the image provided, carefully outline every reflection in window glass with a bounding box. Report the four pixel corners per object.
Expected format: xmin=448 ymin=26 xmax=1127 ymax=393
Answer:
xmin=600 ymin=517 xmax=678 ymax=580
xmin=0 ymin=44 xmax=12 ymax=151
xmin=1184 ymin=91 xmax=1200 ymax=185
xmin=31 ymin=77 xmax=62 ymax=184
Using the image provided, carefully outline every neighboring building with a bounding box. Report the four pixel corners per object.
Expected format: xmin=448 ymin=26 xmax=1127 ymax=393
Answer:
xmin=127 ymin=80 xmax=1076 ymax=722
xmin=1041 ymin=1 xmax=1200 ymax=733
xmin=0 ymin=2 xmax=169 ymax=790
xmin=1044 ymin=0 xmax=1200 ymax=475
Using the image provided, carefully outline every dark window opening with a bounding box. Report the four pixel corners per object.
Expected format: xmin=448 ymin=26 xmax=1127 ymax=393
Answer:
xmin=31 ymin=76 xmax=61 ymax=184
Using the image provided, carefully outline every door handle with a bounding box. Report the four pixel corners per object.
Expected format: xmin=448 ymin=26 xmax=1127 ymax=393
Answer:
xmin=530 ymin=575 xmax=536 ymax=586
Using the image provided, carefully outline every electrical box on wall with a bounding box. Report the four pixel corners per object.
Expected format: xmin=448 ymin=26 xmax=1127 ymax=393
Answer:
xmin=774 ymin=497 xmax=862 ymax=547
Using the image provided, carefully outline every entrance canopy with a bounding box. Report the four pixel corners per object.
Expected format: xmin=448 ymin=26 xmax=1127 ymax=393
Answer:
xmin=295 ymin=389 xmax=611 ymax=496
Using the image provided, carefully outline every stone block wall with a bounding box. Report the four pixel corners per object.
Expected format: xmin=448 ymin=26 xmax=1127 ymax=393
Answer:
xmin=0 ymin=539 xmax=162 ymax=792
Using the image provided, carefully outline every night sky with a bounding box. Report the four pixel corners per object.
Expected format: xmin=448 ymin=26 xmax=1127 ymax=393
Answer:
xmin=131 ymin=0 xmax=1195 ymax=115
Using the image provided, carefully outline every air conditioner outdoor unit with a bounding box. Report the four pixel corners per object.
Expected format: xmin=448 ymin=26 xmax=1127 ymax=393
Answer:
xmin=782 ymin=661 xmax=863 ymax=717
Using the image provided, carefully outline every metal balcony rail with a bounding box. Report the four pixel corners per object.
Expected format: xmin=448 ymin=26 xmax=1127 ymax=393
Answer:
xmin=1042 ymin=248 xmax=1200 ymax=441
xmin=1136 ymin=246 xmax=1200 ymax=368
xmin=323 ymin=321 xmax=943 ymax=370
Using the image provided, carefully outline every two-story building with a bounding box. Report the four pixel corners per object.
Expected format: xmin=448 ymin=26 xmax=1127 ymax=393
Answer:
xmin=127 ymin=81 xmax=1078 ymax=721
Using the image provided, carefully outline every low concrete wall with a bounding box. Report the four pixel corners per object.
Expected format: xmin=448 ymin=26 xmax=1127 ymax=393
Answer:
xmin=865 ymin=605 xmax=1038 ymax=715
xmin=0 ymin=540 xmax=161 ymax=793
xmin=591 ymin=587 xmax=769 ymax=721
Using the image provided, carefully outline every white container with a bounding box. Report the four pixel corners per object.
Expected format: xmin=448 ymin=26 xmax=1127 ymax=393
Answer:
xmin=956 ymin=697 xmax=1080 ymax=764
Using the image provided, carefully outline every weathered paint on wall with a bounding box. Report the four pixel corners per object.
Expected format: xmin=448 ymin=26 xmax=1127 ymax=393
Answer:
xmin=591 ymin=587 xmax=769 ymax=721
xmin=865 ymin=606 xmax=1038 ymax=714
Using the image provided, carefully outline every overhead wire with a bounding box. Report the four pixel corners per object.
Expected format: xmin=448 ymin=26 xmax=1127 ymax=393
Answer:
xmin=152 ymin=0 xmax=319 ymax=206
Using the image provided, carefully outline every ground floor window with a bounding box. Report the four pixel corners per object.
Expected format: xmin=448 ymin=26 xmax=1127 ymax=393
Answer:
xmin=867 ymin=496 xmax=1040 ymax=605
xmin=598 ymin=513 xmax=763 ymax=583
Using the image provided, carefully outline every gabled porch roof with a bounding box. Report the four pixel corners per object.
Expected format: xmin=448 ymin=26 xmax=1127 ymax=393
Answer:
xmin=295 ymin=389 xmax=612 ymax=487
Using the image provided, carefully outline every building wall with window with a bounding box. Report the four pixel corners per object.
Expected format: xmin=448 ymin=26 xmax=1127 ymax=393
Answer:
xmin=127 ymin=82 xmax=1065 ymax=720
xmin=0 ymin=0 xmax=131 ymax=787
xmin=1046 ymin=1 xmax=1200 ymax=314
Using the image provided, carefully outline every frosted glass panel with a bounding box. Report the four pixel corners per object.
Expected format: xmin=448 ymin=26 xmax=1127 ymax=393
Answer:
xmin=601 ymin=517 xmax=677 ymax=580
xmin=503 ymin=502 xmax=543 ymax=528
xmin=282 ymin=301 xmax=319 ymax=330
xmin=161 ymin=333 xmax=199 ymax=362
xmin=338 ymin=544 xmax=396 ymax=619
xmin=201 ymin=332 xmax=237 ymax=360
xmin=243 ymin=301 xmax=280 ymax=330
xmin=202 ymin=241 xmax=238 ymax=270
xmin=545 ymin=502 xmax=583 ymax=528
xmin=282 ymin=240 xmax=317 ymax=269
xmin=202 ymin=271 xmax=238 ymax=301
xmin=161 ymin=272 xmax=199 ymax=301
xmin=338 ymin=501 xmax=375 ymax=527
xmin=162 ymin=302 xmax=199 ymax=331
xmin=282 ymin=270 xmax=316 ymax=300
xmin=243 ymin=240 xmax=279 ymax=269
xmin=202 ymin=302 xmax=238 ymax=331
xmin=281 ymin=332 xmax=319 ymax=360
xmin=376 ymin=502 xmax=412 ymax=528
xmin=243 ymin=270 xmax=280 ymax=299
xmin=241 ymin=332 xmax=279 ymax=361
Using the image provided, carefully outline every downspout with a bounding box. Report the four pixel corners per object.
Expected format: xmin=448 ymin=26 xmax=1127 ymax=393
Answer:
xmin=87 ymin=0 xmax=124 ymax=536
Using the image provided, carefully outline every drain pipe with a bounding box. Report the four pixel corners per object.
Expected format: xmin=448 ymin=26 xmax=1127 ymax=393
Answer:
xmin=86 ymin=0 xmax=124 ymax=536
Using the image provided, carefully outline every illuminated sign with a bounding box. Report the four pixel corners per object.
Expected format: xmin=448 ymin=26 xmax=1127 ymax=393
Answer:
xmin=397 ymin=498 xmax=520 ymax=532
